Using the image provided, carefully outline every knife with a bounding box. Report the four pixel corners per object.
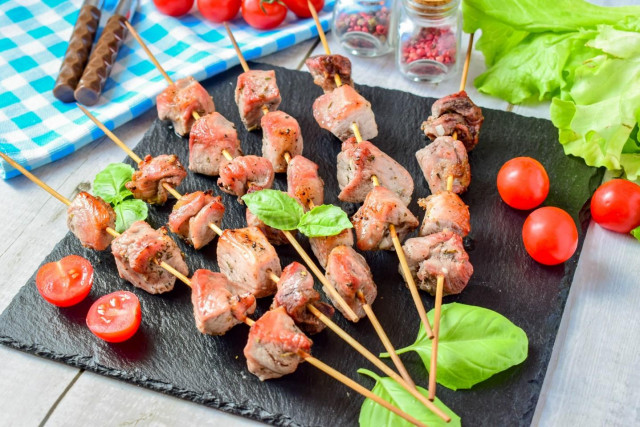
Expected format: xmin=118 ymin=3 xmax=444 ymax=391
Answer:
xmin=52 ymin=0 xmax=104 ymax=103
xmin=74 ymin=0 xmax=138 ymax=106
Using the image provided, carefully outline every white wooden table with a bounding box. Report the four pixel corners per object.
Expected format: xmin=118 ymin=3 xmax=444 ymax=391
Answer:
xmin=1 ymin=12 xmax=639 ymax=427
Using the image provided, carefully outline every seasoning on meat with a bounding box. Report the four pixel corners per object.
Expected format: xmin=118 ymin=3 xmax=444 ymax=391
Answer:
xmin=287 ymin=155 xmax=324 ymax=210
xmin=111 ymin=220 xmax=189 ymax=294
xmin=309 ymin=228 xmax=355 ymax=269
xmin=217 ymin=155 xmax=275 ymax=202
xmin=261 ymin=111 xmax=303 ymax=173
xmin=188 ymin=112 xmax=242 ymax=176
xmin=305 ymin=54 xmax=353 ymax=93
xmin=312 ymin=84 xmax=378 ymax=141
xmin=415 ymin=136 xmax=470 ymax=195
xmin=168 ymin=191 xmax=225 ymax=249
xmin=126 ymin=154 xmax=187 ymax=205
xmin=67 ymin=192 xmax=116 ymax=251
xmin=418 ymin=192 xmax=470 ymax=238
xmin=156 ymin=76 xmax=215 ymax=137
xmin=235 ymin=70 xmax=282 ymax=130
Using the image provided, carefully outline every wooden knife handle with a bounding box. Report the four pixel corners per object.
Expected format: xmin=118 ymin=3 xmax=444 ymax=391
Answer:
xmin=74 ymin=14 xmax=128 ymax=106
xmin=52 ymin=4 xmax=101 ymax=103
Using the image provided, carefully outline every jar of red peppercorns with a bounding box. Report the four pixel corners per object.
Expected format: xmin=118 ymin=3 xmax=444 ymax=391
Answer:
xmin=333 ymin=0 xmax=396 ymax=57
xmin=395 ymin=0 xmax=461 ymax=82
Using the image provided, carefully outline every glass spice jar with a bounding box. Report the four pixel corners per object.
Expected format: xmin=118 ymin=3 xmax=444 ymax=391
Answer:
xmin=333 ymin=0 xmax=396 ymax=57
xmin=395 ymin=0 xmax=462 ymax=82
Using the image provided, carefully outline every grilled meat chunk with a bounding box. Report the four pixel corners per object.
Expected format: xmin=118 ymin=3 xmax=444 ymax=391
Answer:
xmin=246 ymin=208 xmax=289 ymax=246
xmin=423 ymin=91 xmax=484 ymax=151
xmin=416 ymin=136 xmax=470 ymax=195
xmin=401 ymin=231 xmax=473 ymax=296
xmin=67 ymin=192 xmax=116 ymax=251
xmin=168 ymin=191 xmax=225 ymax=249
xmin=309 ymin=228 xmax=354 ymax=269
xmin=305 ymin=54 xmax=353 ymax=93
xmin=244 ymin=307 xmax=312 ymax=381
xmin=271 ymin=262 xmax=334 ymax=335
xmin=191 ymin=269 xmax=256 ymax=336
xmin=111 ymin=221 xmax=188 ymax=294
xmin=235 ymin=70 xmax=281 ymax=130
xmin=325 ymin=245 xmax=377 ymax=321
xmin=431 ymin=91 xmax=483 ymax=126
xmin=156 ymin=76 xmax=215 ymax=136
xmin=352 ymin=186 xmax=419 ymax=251
xmin=217 ymin=155 xmax=275 ymax=201
xmin=312 ymin=84 xmax=377 ymax=141
xmin=126 ymin=154 xmax=187 ymax=205
xmin=287 ymin=155 xmax=324 ymax=210
xmin=188 ymin=112 xmax=242 ymax=176
xmin=217 ymin=226 xmax=281 ymax=298
xmin=337 ymin=138 xmax=414 ymax=205
xmin=261 ymin=111 xmax=303 ymax=173
xmin=419 ymin=192 xmax=470 ymax=237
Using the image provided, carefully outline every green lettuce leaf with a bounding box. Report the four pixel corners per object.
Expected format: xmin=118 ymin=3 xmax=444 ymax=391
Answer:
xmin=114 ymin=199 xmax=148 ymax=233
xmin=93 ymin=163 xmax=134 ymax=205
xmin=242 ymin=189 xmax=304 ymax=230
xmin=297 ymin=204 xmax=353 ymax=237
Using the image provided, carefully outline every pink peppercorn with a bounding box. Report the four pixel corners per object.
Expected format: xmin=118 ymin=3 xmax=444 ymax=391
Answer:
xmin=400 ymin=27 xmax=457 ymax=65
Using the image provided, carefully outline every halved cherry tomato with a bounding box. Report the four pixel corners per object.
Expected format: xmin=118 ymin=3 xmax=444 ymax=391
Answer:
xmin=153 ymin=0 xmax=194 ymax=17
xmin=242 ymin=0 xmax=287 ymax=30
xmin=591 ymin=179 xmax=640 ymax=234
xmin=522 ymin=207 xmax=578 ymax=265
xmin=86 ymin=291 xmax=141 ymax=343
xmin=497 ymin=157 xmax=550 ymax=210
xmin=198 ymin=0 xmax=241 ymax=22
xmin=281 ymin=0 xmax=324 ymax=18
xmin=36 ymin=255 xmax=93 ymax=307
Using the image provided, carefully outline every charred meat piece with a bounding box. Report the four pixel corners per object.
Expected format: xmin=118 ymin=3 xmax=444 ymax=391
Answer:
xmin=67 ymin=192 xmax=116 ymax=251
xmin=309 ymin=228 xmax=354 ymax=269
xmin=287 ymin=155 xmax=324 ymax=210
xmin=217 ymin=226 xmax=282 ymax=298
xmin=325 ymin=245 xmax=377 ymax=321
xmin=271 ymin=262 xmax=334 ymax=335
xmin=156 ymin=76 xmax=215 ymax=136
xmin=217 ymin=155 xmax=275 ymax=201
xmin=431 ymin=91 xmax=483 ymax=126
xmin=261 ymin=111 xmax=303 ymax=173
xmin=244 ymin=306 xmax=312 ymax=381
xmin=312 ymin=85 xmax=377 ymax=141
xmin=401 ymin=231 xmax=473 ymax=296
xmin=126 ymin=154 xmax=187 ymax=205
xmin=191 ymin=269 xmax=256 ymax=336
xmin=337 ymin=138 xmax=414 ymax=205
xmin=423 ymin=91 xmax=484 ymax=151
xmin=352 ymin=186 xmax=419 ymax=251
xmin=235 ymin=70 xmax=281 ymax=130
xmin=188 ymin=112 xmax=242 ymax=176
xmin=111 ymin=221 xmax=188 ymax=294
xmin=168 ymin=191 xmax=225 ymax=249
xmin=305 ymin=54 xmax=353 ymax=93
xmin=419 ymin=192 xmax=470 ymax=238
xmin=416 ymin=136 xmax=470 ymax=195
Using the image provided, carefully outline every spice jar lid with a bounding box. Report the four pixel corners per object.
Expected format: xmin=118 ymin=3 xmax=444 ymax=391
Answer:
xmin=404 ymin=0 xmax=458 ymax=19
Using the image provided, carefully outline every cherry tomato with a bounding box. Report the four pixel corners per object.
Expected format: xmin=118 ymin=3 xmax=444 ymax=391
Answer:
xmin=590 ymin=179 xmax=640 ymax=234
xmin=242 ymin=0 xmax=287 ymax=30
xmin=86 ymin=291 xmax=141 ymax=343
xmin=153 ymin=0 xmax=194 ymax=17
xmin=36 ymin=255 xmax=93 ymax=307
xmin=522 ymin=207 xmax=578 ymax=265
xmin=197 ymin=0 xmax=241 ymax=22
xmin=281 ymin=0 xmax=324 ymax=18
xmin=497 ymin=157 xmax=550 ymax=210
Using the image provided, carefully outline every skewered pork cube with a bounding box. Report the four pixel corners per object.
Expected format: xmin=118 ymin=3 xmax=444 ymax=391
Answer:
xmin=235 ymin=70 xmax=282 ymax=130
xmin=246 ymin=208 xmax=289 ymax=246
xmin=337 ymin=138 xmax=414 ymax=205
xmin=352 ymin=186 xmax=419 ymax=251
xmin=312 ymin=84 xmax=378 ymax=141
xmin=67 ymin=192 xmax=116 ymax=251
xmin=217 ymin=155 xmax=275 ymax=201
xmin=309 ymin=228 xmax=354 ymax=269
xmin=305 ymin=54 xmax=353 ymax=93
xmin=191 ymin=269 xmax=256 ymax=336
xmin=287 ymin=155 xmax=324 ymax=210
xmin=168 ymin=191 xmax=225 ymax=249
xmin=401 ymin=230 xmax=473 ymax=296
xmin=421 ymin=113 xmax=476 ymax=151
xmin=156 ymin=76 xmax=215 ymax=136
xmin=261 ymin=111 xmax=303 ymax=173
xmin=325 ymin=245 xmax=377 ymax=321
xmin=188 ymin=112 xmax=242 ymax=176
xmin=244 ymin=306 xmax=312 ymax=381
xmin=419 ymin=192 xmax=470 ymax=237
xmin=416 ymin=136 xmax=470 ymax=195
xmin=271 ymin=262 xmax=334 ymax=335
xmin=111 ymin=221 xmax=188 ymax=294
xmin=217 ymin=226 xmax=282 ymax=298
xmin=431 ymin=91 xmax=483 ymax=126
xmin=126 ymin=154 xmax=187 ymax=205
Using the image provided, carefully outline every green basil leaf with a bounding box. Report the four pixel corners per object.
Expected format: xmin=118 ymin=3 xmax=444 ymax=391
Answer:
xmin=242 ymin=189 xmax=303 ymax=231
xmin=93 ymin=163 xmax=134 ymax=204
xmin=632 ymin=226 xmax=640 ymax=241
xmin=114 ymin=199 xmax=148 ymax=233
xmin=358 ymin=369 xmax=460 ymax=427
xmin=382 ymin=303 xmax=528 ymax=390
xmin=297 ymin=204 xmax=353 ymax=237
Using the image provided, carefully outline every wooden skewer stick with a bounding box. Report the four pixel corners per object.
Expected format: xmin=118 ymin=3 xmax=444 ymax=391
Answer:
xmin=307 ymin=2 xmax=342 ymax=88
xmin=124 ymin=21 xmax=172 ymax=86
xmin=224 ymin=22 xmax=251 ymax=74
xmin=459 ymin=33 xmax=475 ymax=93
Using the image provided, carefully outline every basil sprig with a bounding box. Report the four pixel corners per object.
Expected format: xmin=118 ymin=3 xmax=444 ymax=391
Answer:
xmin=632 ymin=226 xmax=640 ymax=241
xmin=242 ymin=189 xmax=353 ymax=237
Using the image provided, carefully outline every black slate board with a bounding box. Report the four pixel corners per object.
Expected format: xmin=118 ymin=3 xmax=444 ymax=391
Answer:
xmin=0 ymin=63 xmax=602 ymax=426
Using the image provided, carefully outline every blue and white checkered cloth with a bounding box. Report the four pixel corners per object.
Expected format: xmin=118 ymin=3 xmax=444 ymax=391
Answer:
xmin=0 ymin=0 xmax=333 ymax=179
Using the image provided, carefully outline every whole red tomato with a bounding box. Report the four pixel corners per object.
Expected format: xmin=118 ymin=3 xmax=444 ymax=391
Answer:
xmin=282 ymin=0 xmax=324 ymax=18
xmin=198 ymin=0 xmax=241 ymax=22
xmin=153 ymin=0 xmax=194 ymax=17
xmin=590 ymin=179 xmax=640 ymax=233
xmin=242 ymin=0 xmax=287 ymax=30
xmin=522 ymin=207 xmax=578 ymax=265
xmin=497 ymin=157 xmax=550 ymax=210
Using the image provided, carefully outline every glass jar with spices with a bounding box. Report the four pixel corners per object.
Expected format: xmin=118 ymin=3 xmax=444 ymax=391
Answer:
xmin=395 ymin=0 xmax=461 ymax=82
xmin=333 ymin=0 xmax=396 ymax=57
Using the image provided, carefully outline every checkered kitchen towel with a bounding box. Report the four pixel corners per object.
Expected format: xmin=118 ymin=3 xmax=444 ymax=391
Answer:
xmin=0 ymin=0 xmax=334 ymax=179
